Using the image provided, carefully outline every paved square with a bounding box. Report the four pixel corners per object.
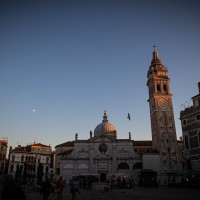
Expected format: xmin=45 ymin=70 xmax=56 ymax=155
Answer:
xmin=25 ymin=186 xmax=199 ymax=200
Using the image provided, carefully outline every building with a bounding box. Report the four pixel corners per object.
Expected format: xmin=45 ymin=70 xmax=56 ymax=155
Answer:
xmin=0 ymin=137 xmax=8 ymax=175
xmin=56 ymin=111 xmax=143 ymax=184
xmin=9 ymin=143 xmax=53 ymax=180
xmin=180 ymin=82 xmax=200 ymax=171
xmin=55 ymin=49 xmax=183 ymax=185
xmin=146 ymin=48 xmax=182 ymax=173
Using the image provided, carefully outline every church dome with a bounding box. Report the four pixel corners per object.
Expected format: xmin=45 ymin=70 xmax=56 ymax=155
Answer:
xmin=94 ymin=111 xmax=117 ymax=138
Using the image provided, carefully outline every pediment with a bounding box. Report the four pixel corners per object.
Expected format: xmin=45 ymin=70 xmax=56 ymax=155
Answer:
xmin=89 ymin=133 xmax=117 ymax=143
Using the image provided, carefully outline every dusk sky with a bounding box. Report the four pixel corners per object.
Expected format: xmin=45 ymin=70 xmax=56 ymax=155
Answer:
xmin=0 ymin=0 xmax=200 ymax=150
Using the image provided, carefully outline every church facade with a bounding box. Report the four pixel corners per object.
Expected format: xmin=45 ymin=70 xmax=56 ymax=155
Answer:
xmin=56 ymin=111 xmax=142 ymax=184
xmin=55 ymin=49 xmax=183 ymax=185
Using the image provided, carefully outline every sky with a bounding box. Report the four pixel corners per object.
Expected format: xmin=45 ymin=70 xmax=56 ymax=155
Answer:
xmin=0 ymin=0 xmax=200 ymax=151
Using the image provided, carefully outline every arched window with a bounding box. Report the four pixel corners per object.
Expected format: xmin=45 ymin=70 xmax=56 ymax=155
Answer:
xmin=12 ymin=155 xmax=15 ymax=162
xmin=117 ymin=162 xmax=129 ymax=169
xmin=46 ymin=157 xmax=49 ymax=164
xmin=16 ymin=164 xmax=19 ymax=171
xmin=45 ymin=166 xmax=49 ymax=173
xmin=157 ymin=84 xmax=161 ymax=93
xmin=185 ymin=135 xmax=189 ymax=149
xmin=21 ymin=155 xmax=24 ymax=162
xmin=163 ymin=84 xmax=168 ymax=94
xmin=31 ymin=156 xmax=33 ymax=162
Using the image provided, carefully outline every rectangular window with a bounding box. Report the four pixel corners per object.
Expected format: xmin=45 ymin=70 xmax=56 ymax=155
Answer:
xmin=56 ymin=168 xmax=60 ymax=175
xmin=183 ymin=120 xmax=187 ymax=125
xmin=197 ymin=115 xmax=200 ymax=121
xmin=46 ymin=166 xmax=49 ymax=173
xmin=10 ymin=165 xmax=14 ymax=173
xmin=194 ymin=99 xmax=198 ymax=107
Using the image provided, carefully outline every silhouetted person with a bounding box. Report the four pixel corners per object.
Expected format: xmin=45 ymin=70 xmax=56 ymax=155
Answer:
xmin=55 ymin=176 xmax=65 ymax=200
xmin=40 ymin=175 xmax=52 ymax=200
xmin=70 ymin=176 xmax=80 ymax=200
xmin=1 ymin=174 xmax=26 ymax=200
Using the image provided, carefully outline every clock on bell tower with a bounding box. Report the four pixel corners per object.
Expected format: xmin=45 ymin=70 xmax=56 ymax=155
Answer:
xmin=147 ymin=47 xmax=178 ymax=172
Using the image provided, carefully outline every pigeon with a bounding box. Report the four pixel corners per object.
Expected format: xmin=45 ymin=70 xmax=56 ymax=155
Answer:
xmin=127 ymin=113 xmax=131 ymax=121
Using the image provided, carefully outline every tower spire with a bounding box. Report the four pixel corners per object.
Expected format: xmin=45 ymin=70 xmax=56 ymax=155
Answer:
xmin=147 ymin=49 xmax=178 ymax=172
xmin=151 ymin=45 xmax=162 ymax=64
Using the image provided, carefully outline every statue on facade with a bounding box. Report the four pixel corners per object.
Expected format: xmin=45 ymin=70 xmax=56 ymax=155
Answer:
xmin=75 ymin=133 xmax=78 ymax=141
xmin=90 ymin=131 xmax=92 ymax=138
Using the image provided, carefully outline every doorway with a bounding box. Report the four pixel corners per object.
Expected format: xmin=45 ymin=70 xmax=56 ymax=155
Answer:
xmin=100 ymin=173 xmax=107 ymax=182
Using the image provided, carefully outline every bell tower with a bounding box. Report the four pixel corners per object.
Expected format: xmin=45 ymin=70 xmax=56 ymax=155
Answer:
xmin=147 ymin=47 xmax=178 ymax=172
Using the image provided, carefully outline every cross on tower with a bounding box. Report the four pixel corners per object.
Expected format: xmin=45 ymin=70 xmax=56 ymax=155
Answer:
xmin=152 ymin=44 xmax=156 ymax=50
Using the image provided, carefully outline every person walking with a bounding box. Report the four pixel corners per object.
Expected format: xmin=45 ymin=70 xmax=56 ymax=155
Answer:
xmin=40 ymin=175 xmax=52 ymax=200
xmin=70 ymin=176 xmax=80 ymax=200
xmin=0 ymin=174 xmax=26 ymax=200
xmin=55 ymin=176 xmax=65 ymax=200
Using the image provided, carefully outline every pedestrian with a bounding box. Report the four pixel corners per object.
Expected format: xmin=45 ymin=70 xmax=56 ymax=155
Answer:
xmin=40 ymin=175 xmax=52 ymax=200
xmin=0 ymin=174 xmax=26 ymax=200
xmin=50 ymin=178 xmax=56 ymax=196
xmin=55 ymin=176 xmax=65 ymax=200
xmin=70 ymin=176 xmax=80 ymax=200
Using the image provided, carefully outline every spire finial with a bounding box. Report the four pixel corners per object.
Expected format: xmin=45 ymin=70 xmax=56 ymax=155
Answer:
xmin=153 ymin=44 xmax=156 ymax=51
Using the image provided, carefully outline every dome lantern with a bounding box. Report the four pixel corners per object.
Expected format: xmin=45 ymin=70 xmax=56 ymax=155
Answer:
xmin=102 ymin=110 xmax=108 ymax=122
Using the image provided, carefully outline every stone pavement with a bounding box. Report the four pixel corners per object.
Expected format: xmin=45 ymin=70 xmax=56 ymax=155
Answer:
xmin=25 ymin=186 xmax=199 ymax=200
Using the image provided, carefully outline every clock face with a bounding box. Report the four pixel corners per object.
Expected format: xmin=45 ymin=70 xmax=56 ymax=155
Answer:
xmin=158 ymin=98 xmax=169 ymax=110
